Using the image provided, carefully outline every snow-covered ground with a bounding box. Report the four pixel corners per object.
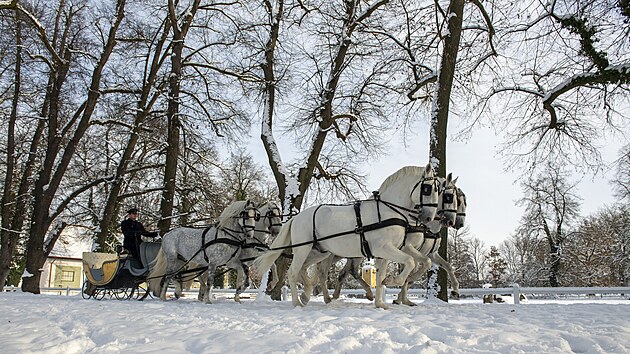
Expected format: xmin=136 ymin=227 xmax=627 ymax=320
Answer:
xmin=1 ymin=291 xmax=628 ymax=353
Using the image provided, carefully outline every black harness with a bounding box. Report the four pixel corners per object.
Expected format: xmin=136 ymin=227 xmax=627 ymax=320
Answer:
xmin=270 ymin=194 xmax=424 ymax=259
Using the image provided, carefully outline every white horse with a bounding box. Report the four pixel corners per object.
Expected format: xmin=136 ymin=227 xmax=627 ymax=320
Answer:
xmin=177 ymin=200 xmax=284 ymax=302
xmin=318 ymin=174 xmax=459 ymax=304
xmin=148 ymin=200 xmax=258 ymax=303
xmin=394 ymin=185 xmax=468 ymax=306
xmin=254 ymin=164 xmax=439 ymax=309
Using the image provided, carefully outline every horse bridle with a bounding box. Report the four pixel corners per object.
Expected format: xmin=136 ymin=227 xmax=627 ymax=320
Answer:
xmin=456 ymin=188 xmax=467 ymax=218
xmin=437 ymin=182 xmax=458 ymax=217
xmin=410 ymin=176 xmax=440 ymax=211
xmin=263 ymin=206 xmax=283 ymax=229
xmin=237 ymin=203 xmax=260 ymax=235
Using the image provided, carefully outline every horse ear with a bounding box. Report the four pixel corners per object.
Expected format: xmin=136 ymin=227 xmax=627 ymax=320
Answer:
xmin=446 ymin=173 xmax=453 ymax=184
xmin=452 ymin=176 xmax=459 ymax=185
xmin=424 ymin=163 xmax=433 ymax=176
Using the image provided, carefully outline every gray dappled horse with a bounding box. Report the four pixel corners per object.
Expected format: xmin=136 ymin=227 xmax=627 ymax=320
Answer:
xmin=148 ymin=200 xmax=258 ymax=303
xmin=179 ymin=201 xmax=283 ymax=302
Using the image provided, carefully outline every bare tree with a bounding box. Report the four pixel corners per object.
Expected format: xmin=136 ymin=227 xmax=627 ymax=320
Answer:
xmin=0 ymin=0 xmax=128 ymax=293
xmin=93 ymin=11 xmax=173 ymax=251
xmin=501 ymin=232 xmax=548 ymax=286
xmin=236 ymin=0 xmax=391 ymax=298
xmin=447 ymin=226 xmax=480 ymax=288
xmin=0 ymin=9 xmax=21 ymax=287
xmin=516 ymin=164 xmax=581 ymax=287
xmin=564 ymin=206 xmax=630 ymax=286
xmin=468 ymin=236 xmax=487 ymax=286
xmin=613 ymin=145 xmax=630 ymax=203
xmin=478 ymin=0 xmax=630 ymax=172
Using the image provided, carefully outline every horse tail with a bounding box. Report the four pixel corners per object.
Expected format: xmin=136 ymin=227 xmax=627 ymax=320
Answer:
xmin=148 ymin=247 xmax=167 ymax=295
xmin=253 ymin=218 xmax=293 ymax=276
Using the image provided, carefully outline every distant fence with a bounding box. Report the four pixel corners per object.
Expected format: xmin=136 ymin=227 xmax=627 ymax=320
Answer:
xmin=455 ymin=285 xmax=630 ymax=304
xmin=4 ymin=285 xmax=629 ymax=304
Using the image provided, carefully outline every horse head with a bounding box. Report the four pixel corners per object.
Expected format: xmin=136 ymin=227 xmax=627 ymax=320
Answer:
xmin=216 ymin=200 xmax=258 ymax=238
xmin=260 ymin=201 xmax=283 ymax=237
xmin=409 ymin=163 xmax=440 ymax=223
xmin=240 ymin=200 xmax=259 ymax=238
xmin=454 ymin=187 xmax=467 ymax=230
xmin=436 ymin=173 xmax=458 ymax=228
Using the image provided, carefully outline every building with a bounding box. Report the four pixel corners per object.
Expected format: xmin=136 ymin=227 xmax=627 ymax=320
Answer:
xmin=40 ymin=227 xmax=94 ymax=291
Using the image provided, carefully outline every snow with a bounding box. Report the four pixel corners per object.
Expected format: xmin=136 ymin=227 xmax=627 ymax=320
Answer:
xmin=1 ymin=292 xmax=628 ymax=353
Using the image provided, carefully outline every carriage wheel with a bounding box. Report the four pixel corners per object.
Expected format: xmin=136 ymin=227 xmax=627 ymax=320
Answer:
xmin=93 ymin=288 xmax=106 ymax=300
xmin=135 ymin=283 xmax=151 ymax=300
xmin=81 ymin=281 xmax=92 ymax=299
xmin=113 ymin=287 xmax=132 ymax=300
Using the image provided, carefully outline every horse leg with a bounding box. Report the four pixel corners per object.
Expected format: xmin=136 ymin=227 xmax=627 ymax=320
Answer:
xmin=233 ymin=263 xmax=248 ymax=303
xmin=376 ymin=243 xmax=415 ymax=287
xmin=317 ymin=254 xmax=336 ymax=304
xmin=174 ymin=279 xmax=183 ymax=299
xmin=332 ymin=258 xmax=350 ymax=300
xmin=348 ymin=258 xmax=375 ymax=301
xmin=203 ymin=266 xmax=216 ymax=304
xmin=197 ymin=270 xmax=208 ymax=301
xmin=299 ymin=250 xmax=332 ymax=305
xmin=300 ymin=265 xmax=317 ymax=305
xmin=430 ymin=252 xmax=460 ymax=298
xmin=268 ymin=263 xmax=278 ymax=291
xmin=374 ymin=258 xmax=389 ymax=309
xmin=394 ymin=281 xmax=410 ymax=305
xmin=287 ymin=246 xmax=312 ymax=307
xmin=393 ymin=247 xmax=431 ymax=306
xmin=160 ymin=258 xmax=180 ymax=301
xmin=160 ymin=274 xmax=170 ymax=301
xmin=394 ymin=255 xmax=431 ymax=306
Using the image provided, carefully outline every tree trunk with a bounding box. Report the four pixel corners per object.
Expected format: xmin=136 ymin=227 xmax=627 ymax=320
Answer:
xmin=0 ymin=13 xmax=21 ymax=287
xmin=21 ymin=1 xmax=127 ymax=293
xmin=427 ymin=0 xmax=465 ymax=302
xmin=158 ymin=0 xmax=201 ymax=235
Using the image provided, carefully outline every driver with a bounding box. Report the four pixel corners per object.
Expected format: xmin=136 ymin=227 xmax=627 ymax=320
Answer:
xmin=120 ymin=208 xmax=158 ymax=266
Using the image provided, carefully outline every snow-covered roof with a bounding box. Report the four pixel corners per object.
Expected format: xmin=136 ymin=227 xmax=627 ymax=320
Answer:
xmin=48 ymin=226 xmax=94 ymax=259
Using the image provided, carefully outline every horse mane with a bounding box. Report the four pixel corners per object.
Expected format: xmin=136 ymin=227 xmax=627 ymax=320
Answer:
xmin=217 ymin=200 xmax=248 ymax=228
xmin=261 ymin=200 xmax=280 ymax=212
xmin=377 ymin=166 xmax=423 ymax=192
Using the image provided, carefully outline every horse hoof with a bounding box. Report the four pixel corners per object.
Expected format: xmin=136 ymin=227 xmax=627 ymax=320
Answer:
xmin=299 ymin=293 xmax=310 ymax=305
xmin=375 ymin=302 xmax=389 ymax=310
xmin=450 ymin=291 xmax=460 ymax=299
xmin=403 ymin=300 xmax=417 ymax=306
xmin=392 ymin=299 xmax=401 ymax=305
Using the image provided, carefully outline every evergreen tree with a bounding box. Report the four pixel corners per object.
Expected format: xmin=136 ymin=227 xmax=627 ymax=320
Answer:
xmin=487 ymin=246 xmax=508 ymax=287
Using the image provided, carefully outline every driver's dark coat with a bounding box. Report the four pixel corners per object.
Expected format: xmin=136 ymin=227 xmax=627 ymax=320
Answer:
xmin=120 ymin=218 xmax=157 ymax=261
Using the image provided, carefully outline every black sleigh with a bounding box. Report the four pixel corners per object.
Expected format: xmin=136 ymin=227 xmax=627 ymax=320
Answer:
xmin=81 ymin=242 xmax=161 ymax=300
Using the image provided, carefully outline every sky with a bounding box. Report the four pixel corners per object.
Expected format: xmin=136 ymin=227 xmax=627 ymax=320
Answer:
xmin=1 ymin=291 xmax=628 ymax=353
xmin=245 ymin=122 xmax=623 ymax=247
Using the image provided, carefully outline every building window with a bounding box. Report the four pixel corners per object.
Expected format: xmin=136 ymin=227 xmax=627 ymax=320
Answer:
xmin=61 ymin=270 xmax=75 ymax=282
